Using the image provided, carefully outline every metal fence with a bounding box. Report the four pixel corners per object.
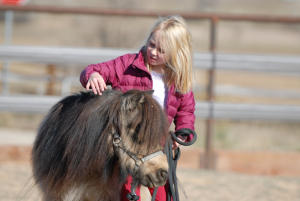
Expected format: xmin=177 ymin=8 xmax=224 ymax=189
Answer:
xmin=1 ymin=45 xmax=300 ymax=73
xmin=1 ymin=95 xmax=300 ymax=121
xmin=1 ymin=45 xmax=300 ymax=96
xmin=1 ymin=5 xmax=300 ymax=169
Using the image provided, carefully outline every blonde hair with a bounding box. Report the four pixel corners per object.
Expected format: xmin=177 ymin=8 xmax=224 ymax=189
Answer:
xmin=143 ymin=15 xmax=194 ymax=94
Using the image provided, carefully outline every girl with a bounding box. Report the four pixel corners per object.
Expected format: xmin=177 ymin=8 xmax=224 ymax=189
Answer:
xmin=80 ymin=15 xmax=195 ymax=201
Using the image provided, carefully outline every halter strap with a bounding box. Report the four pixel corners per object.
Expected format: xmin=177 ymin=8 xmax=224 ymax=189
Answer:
xmin=112 ymin=133 xmax=163 ymax=175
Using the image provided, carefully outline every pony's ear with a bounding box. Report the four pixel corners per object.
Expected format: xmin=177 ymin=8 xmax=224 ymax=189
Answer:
xmin=145 ymin=90 xmax=154 ymax=96
xmin=138 ymin=92 xmax=146 ymax=104
xmin=138 ymin=90 xmax=154 ymax=104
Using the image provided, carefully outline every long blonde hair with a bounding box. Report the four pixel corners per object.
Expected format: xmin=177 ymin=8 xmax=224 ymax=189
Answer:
xmin=143 ymin=15 xmax=194 ymax=94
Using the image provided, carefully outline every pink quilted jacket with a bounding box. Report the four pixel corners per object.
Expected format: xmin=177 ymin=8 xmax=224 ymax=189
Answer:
xmin=80 ymin=49 xmax=195 ymax=141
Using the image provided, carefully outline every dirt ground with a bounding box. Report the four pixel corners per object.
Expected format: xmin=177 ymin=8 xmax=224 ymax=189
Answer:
xmin=0 ymin=129 xmax=300 ymax=201
xmin=1 ymin=129 xmax=300 ymax=201
xmin=0 ymin=162 xmax=300 ymax=201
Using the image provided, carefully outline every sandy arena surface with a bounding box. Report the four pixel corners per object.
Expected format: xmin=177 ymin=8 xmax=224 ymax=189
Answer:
xmin=1 ymin=162 xmax=300 ymax=201
xmin=1 ymin=128 xmax=300 ymax=201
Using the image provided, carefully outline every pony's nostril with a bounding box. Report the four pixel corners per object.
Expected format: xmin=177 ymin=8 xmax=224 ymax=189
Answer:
xmin=158 ymin=169 xmax=168 ymax=181
xmin=144 ymin=169 xmax=168 ymax=187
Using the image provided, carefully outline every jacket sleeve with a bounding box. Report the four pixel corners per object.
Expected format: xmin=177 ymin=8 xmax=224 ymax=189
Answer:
xmin=79 ymin=54 xmax=129 ymax=89
xmin=173 ymin=91 xmax=196 ymax=142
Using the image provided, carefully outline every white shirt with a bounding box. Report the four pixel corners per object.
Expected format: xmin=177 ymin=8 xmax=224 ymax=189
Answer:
xmin=151 ymin=71 xmax=168 ymax=109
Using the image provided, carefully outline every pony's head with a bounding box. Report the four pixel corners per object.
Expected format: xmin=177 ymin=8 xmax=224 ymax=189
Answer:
xmin=114 ymin=90 xmax=169 ymax=188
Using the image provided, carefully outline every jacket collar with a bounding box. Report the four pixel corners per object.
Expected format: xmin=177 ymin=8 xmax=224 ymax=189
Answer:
xmin=132 ymin=47 xmax=150 ymax=73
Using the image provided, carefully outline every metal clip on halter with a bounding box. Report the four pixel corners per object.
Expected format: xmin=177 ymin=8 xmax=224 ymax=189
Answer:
xmin=113 ymin=133 xmax=121 ymax=146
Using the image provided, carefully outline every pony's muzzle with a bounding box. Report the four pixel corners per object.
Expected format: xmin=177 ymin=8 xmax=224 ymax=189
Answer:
xmin=144 ymin=168 xmax=168 ymax=188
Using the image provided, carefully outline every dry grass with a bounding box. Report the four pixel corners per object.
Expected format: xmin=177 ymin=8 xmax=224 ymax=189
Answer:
xmin=192 ymin=120 xmax=300 ymax=152
xmin=194 ymin=69 xmax=300 ymax=105
xmin=0 ymin=113 xmax=44 ymax=130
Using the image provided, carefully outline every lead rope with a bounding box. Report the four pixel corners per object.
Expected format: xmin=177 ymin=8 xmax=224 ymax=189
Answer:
xmin=151 ymin=128 xmax=197 ymax=201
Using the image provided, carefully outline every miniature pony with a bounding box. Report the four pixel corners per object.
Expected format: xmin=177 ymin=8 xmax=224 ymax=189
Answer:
xmin=31 ymin=89 xmax=169 ymax=201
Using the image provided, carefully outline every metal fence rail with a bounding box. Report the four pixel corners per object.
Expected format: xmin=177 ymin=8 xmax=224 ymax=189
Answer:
xmin=194 ymin=85 xmax=300 ymax=99
xmin=1 ymin=46 xmax=300 ymax=98
xmin=0 ymin=45 xmax=133 ymax=66
xmin=0 ymin=96 xmax=61 ymax=113
xmin=1 ymin=96 xmax=300 ymax=121
xmin=2 ymin=72 xmax=300 ymax=99
xmin=1 ymin=45 xmax=300 ymax=73
xmin=1 ymin=5 xmax=300 ymax=23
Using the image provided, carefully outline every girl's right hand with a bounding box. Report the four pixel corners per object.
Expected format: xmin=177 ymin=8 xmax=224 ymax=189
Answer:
xmin=172 ymin=135 xmax=187 ymax=150
xmin=86 ymin=72 xmax=107 ymax=95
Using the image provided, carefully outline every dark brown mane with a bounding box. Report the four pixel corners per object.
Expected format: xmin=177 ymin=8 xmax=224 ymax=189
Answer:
xmin=31 ymin=89 xmax=169 ymax=193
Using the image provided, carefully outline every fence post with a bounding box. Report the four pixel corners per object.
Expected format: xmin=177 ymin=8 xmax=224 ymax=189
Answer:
xmin=203 ymin=16 xmax=218 ymax=169
xmin=1 ymin=10 xmax=14 ymax=96
xmin=46 ymin=64 xmax=56 ymax=95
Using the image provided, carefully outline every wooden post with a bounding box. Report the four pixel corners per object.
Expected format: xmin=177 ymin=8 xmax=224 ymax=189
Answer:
xmin=46 ymin=64 xmax=55 ymax=95
xmin=202 ymin=17 xmax=218 ymax=169
xmin=1 ymin=10 xmax=14 ymax=96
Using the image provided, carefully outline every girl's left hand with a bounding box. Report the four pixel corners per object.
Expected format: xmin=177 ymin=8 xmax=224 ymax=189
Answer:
xmin=172 ymin=135 xmax=188 ymax=150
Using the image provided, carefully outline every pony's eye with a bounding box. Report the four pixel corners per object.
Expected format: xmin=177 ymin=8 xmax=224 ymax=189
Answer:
xmin=131 ymin=123 xmax=142 ymax=143
xmin=135 ymin=123 xmax=141 ymax=133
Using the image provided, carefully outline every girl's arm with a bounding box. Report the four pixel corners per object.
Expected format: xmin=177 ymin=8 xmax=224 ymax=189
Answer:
xmin=173 ymin=91 xmax=196 ymax=142
xmin=80 ymin=54 xmax=132 ymax=94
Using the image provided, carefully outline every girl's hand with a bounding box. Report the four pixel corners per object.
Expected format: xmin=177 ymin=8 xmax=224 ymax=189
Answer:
xmin=172 ymin=135 xmax=188 ymax=150
xmin=86 ymin=72 xmax=107 ymax=95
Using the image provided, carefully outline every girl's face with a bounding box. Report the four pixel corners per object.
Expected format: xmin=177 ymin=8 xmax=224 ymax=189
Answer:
xmin=146 ymin=30 xmax=168 ymax=70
